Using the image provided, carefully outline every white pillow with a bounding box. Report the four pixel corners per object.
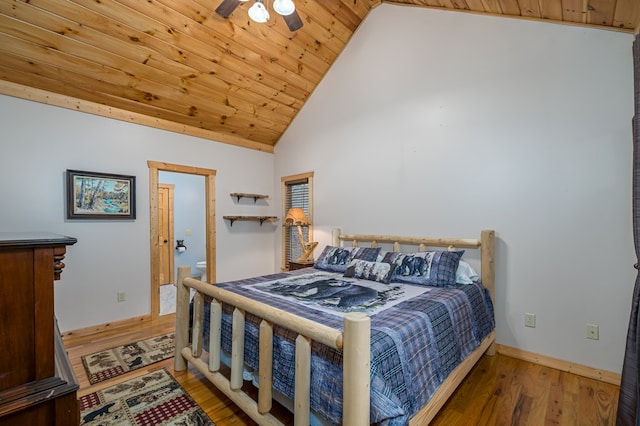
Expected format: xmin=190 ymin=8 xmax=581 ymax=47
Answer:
xmin=456 ymin=260 xmax=479 ymax=284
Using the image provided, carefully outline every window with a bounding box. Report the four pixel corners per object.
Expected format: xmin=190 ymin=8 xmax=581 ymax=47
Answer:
xmin=282 ymin=172 xmax=314 ymax=269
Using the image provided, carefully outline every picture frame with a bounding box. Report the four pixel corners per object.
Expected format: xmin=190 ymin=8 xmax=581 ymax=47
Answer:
xmin=66 ymin=169 xmax=136 ymax=220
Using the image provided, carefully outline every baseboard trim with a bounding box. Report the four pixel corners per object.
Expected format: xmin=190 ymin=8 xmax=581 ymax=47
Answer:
xmin=61 ymin=314 xmax=154 ymax=345
xmin=496 ymin=344 xmax=621 ymax=386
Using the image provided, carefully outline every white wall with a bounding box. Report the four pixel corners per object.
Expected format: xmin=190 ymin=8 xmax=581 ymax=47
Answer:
xmin=274 ymin=4 xmax=635 ymax=374
xmin=0 ymin=95 xmax=277 ymax=332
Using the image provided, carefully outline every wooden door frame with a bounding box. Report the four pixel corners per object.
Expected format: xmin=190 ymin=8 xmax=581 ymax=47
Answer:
xmin=148 ymin=161 xmax=216 ymax=318
xmin=158 ymin=183 xmax=175 ymax=285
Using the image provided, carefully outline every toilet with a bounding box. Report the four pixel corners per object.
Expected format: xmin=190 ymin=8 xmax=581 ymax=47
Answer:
xmin=195 ymin=261 xmax=207 ymax=282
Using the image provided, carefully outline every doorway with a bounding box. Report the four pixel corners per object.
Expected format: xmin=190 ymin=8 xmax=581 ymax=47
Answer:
xmin=148 ymin=161 xmax=217 ymax=319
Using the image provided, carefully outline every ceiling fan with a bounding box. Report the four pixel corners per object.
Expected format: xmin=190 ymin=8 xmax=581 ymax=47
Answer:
xmin=215 ymin=0 xmax=303 ymax=32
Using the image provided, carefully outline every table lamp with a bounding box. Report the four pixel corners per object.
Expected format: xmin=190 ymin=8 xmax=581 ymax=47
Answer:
xmin=284 ymin=208 xmax=318 ymax=262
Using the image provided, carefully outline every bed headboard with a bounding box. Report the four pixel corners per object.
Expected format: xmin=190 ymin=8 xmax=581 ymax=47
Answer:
xmin=331 ymin=228 xmax=496 ymax=304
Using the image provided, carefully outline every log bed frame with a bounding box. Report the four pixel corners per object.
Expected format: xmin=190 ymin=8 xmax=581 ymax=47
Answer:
xmin=174 ymin=228 xmax=496 ymax=425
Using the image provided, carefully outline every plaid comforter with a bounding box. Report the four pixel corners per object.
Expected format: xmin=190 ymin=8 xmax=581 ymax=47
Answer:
xmin=195 ymin=268 xmax=495 ymax=425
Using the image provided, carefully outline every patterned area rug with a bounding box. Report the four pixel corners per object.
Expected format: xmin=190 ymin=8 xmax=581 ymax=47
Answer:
xmin=82 ymin=333 xmax=175 ymax=384
xmin=80 ymin=369 xmax=214 ymax=425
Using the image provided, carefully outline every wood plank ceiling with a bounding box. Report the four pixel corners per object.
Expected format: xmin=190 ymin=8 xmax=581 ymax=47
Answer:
xmin=0 ymin=0 xmax=638 ymax=152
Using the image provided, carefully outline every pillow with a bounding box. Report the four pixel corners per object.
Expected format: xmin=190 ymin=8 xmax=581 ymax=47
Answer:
xmin=343 ymin=259 xmax=397 ymax=284
xmin=314 ymin=246 xmax=381 ymax=273
xmin=382 ymin=250 xmax=464 ymax=286
xmin=456 ymin=260 xmax=479 ymax=284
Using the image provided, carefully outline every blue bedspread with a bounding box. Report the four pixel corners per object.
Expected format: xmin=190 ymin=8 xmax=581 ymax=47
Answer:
xmin=194 ymin=268 xmax=495 ymax=425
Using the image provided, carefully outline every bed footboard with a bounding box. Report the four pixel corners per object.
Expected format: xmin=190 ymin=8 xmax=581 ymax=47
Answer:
xmin=174 ymin=266 xmax=371 ymax=425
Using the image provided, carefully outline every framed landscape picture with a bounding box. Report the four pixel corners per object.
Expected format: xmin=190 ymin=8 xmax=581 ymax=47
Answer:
xmin=66 ymin=170 xmax=136 ymax=220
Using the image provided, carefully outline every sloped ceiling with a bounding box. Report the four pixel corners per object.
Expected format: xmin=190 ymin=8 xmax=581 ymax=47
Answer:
xmin=0 ymin=0 xmax=638 ymax=152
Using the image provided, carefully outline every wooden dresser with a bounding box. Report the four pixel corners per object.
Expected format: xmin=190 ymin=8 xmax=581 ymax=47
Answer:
xmin=0 ymin=233 xmax=79 ymax=425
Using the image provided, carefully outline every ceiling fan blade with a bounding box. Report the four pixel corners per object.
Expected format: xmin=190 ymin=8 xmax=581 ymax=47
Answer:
xmin=215 ymin=0 xmax=242 ymax=18
xmin=282 ymin=10 xmax=303 ymax=32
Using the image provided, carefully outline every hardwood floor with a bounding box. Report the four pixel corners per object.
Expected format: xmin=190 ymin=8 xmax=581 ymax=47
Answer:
xmin=64 ymin=315 xmax=620 ymax=425
xmin=430 ymin=353 xmax=619 ymax=425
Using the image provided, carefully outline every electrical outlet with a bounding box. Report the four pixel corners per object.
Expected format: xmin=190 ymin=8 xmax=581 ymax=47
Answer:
xmin=524 ymin=313 xmax=536 ymax=328
xmin=117 ymin=291 xmax=126 ymax=302
xmin=586 ymin=324 xmax=599 ymax=340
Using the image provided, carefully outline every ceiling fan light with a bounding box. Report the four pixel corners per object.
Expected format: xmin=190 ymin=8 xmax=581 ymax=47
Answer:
xmin=248 ymin=1 xmax=270 ymax=23
xmin=273 ymin=0 xmax=295 ymax=16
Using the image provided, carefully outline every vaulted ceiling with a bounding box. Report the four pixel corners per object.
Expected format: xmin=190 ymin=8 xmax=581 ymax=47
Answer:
xmin=0 ymin=0 xmax=638 ymax=152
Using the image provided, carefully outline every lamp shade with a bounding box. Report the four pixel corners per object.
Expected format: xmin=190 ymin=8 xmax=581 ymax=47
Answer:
xmin=248 ymin=1 xmax=270 ymax=23
xmin=285 ymin=207 xmax=309 ymax=226
xmin=273 ymin=0 xmax=295 ymax=15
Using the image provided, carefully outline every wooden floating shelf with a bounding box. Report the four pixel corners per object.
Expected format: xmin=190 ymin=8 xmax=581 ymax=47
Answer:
xmin=230 ymin=193 xmax=269 ymax=203
xmin=223 ymin=216 xmax=278 ymax=226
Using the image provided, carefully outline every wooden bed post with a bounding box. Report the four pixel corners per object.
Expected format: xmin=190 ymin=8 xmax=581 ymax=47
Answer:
xmin=332 ymin=228 xmax=341 ymax=246
xmin=481 ymin=230 xmax=496 ymax=356
xmin=480 ymin=230 xmax=495 ymax=306
xmin=343 ymin=312 xmax=371 ymax=425
xmin=174 ymin=265 xmax=191 ymax=372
